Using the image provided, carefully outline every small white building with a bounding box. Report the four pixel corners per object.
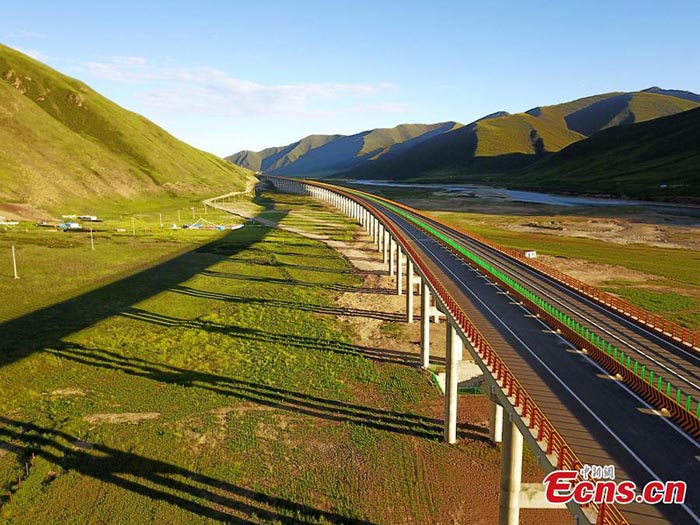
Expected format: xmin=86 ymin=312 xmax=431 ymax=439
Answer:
xmin=524 ymin=250 xmax=537 ymax=259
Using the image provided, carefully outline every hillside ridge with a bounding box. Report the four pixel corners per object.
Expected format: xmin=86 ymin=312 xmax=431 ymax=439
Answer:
xmin=0 ymin=44 xmax=252 ymax=218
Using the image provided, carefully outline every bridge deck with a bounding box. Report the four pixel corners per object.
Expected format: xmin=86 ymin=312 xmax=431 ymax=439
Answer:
xmin=371 ymin=202 xmax=700 ymax=525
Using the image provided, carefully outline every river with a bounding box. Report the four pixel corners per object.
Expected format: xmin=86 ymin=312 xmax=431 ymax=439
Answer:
xmin=347 ymin=180 xmax=700 ymax=216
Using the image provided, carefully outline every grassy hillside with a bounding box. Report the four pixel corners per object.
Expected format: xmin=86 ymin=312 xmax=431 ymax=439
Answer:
xmin=227 ymin=122 xmax=460 ymax=177
xmin=343 ymin=90 xmax=699 ymax=182
xmin=227 ymin=134 xmax=342 ymax=173
xmin=0 ymin=44 xmax=252 ymax=218
xmin=507 ymin=107 xmax=700 ymax=201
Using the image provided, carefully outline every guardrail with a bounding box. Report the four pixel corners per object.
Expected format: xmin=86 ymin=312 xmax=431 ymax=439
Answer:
xmin=355 ymin=194 xmax=700 ymax=440
xmin=356 ymin=190 xmax=700 ymax=354
xmin=301 ymin=180 xmax=628 ymax=525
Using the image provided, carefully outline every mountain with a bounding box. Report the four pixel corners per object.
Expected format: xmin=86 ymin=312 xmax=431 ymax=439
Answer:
xmin=504 ymin=107 xmax=700 ymax=201
xmin=0 ymin=44 xmax=252 ymax=218
xmin=228 ymin=134 xmax=342 ymax=173
xmin=226 ymin=122 xmax=461 ymax=177
xmin=342 ymin=89 xmax=700 ymax=181
xmin=642 ymin=86 xmax=700 ymax=103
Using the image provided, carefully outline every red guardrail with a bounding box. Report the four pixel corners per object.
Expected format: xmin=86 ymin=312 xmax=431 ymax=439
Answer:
xmin=300 ymin=180 xmax=629 ymax=525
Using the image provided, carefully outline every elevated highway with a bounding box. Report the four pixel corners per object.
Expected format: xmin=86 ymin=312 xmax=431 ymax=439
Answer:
xmin=259 ymin=177 xmax=700 ymax=525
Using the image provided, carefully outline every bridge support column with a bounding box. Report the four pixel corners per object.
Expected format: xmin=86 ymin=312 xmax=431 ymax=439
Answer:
xmin=383 ymin=230 xmax=389 ymax=264
xmin=406 ymin=259 xmax=414 ymax=323
xmin=396 ymin=247 xmax=403 ymax=296
xmin=378 ymin=224 xmax=384 ymax=253
xmin=499 ymin=417 xmax=523 ymax=525
xmin=490 ymin=401 xmax=503 ymax=444
xmin=444 ymin=322 xmax=461 ymax=444
xmin=421 ymin=282 xmax=430 ymax=367
xmin=389 ymin=238 xmax=396 ymax=276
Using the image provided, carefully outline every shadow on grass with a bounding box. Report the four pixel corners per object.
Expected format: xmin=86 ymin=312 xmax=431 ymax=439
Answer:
xmin=200 ymin=270 xmax=396 ymax=296
xmin=170 ymin=285 xmax=407 ymax=323
xmin=0 ymin=417 xmax=375 ymax=524
xmin=0 ymin=198 xmax=286 ymax=363
xmin=120 ymin=305 xmax=436 ymax=368
xmin=46 ymin=343 xmax=483 ymax=442
xmin=222 ymin=258 xmax=386 ymax=277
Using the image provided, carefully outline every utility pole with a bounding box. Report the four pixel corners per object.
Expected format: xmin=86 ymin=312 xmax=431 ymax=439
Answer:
xmin=159 ymin=213 xmax=163 ymax=229
xmin=90 ymin=226 xmax=95 ymax=250
xmin=11 ymin=245 xmax=19 ymax=279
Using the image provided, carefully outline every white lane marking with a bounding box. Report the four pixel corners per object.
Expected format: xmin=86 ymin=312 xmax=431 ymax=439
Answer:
xmin=405 ymin=230 xmax=700 ymax=522
xmin=427 ymin=220 xmax=700 ymax=390
xmin=501 ymin=273 xmax=700 ymax=450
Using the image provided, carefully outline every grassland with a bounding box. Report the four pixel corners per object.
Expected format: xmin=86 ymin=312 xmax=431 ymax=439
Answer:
xmin=3 ymin=191 xmax=564 ymax=524
xmin=0 ymin=203 xmax=244 ymax=323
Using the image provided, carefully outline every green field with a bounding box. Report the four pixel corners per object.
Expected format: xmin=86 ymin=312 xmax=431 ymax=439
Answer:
xmin=0 ymin=191 xmax=520 ymax=524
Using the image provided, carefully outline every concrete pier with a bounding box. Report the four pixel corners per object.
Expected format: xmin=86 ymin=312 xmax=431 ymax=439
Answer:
xmin=499 ymin=418 xmax=523 ymax=525
xmin=421 ymin=282 xmax=430 ymax=368
xmin=406 ymin=260 xmax=414 ymax=322
xmin=444 ymin=322 xmax=462 ymax=444
xmin=396 ymin=247 xmax=403 ymax=295
xmin=390 ymin=238 xmax=396 ymax=276
xmin=490 ymin=401 xmax=504 ymax=444
xmin=383 ymin=230 xmax=389 ymax=264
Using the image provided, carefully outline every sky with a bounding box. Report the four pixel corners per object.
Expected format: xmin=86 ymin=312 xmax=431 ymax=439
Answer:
xmin=2 ymin=1 xmax=700 ymax=157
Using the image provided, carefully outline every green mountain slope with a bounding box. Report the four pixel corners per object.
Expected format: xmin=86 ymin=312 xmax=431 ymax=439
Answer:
xmin=227 ymin=122 xmax=461 ymax=177
xmin=343 ymin=90 xmax=699 ymax=181
xmin=506 ymin=107 xmax=700 ymax=201
xmin=0 ymin=44 xmax=252 ymax=218
xmin=227 ymin=134 xmax=342 ymax=173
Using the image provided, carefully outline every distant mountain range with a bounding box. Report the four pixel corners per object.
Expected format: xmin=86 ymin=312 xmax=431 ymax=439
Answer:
xmin=504 ymin=106 xmax=700 ymax=201
xmin=0 ymin=45 xmax=252 ymax=218
xmin=227 ymin=122 xmax=460 ymax=176
xmin=227 ymin=87 xmax=700 ymax=199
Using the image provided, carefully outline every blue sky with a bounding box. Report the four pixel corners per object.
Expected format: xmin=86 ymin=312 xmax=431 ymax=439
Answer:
xmin=3 ymin=1 xmax=699 ymax=156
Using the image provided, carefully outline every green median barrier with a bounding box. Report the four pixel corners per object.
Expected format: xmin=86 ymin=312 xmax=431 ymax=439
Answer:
xmin=357 ymin=192 xmax=698 ymax=421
